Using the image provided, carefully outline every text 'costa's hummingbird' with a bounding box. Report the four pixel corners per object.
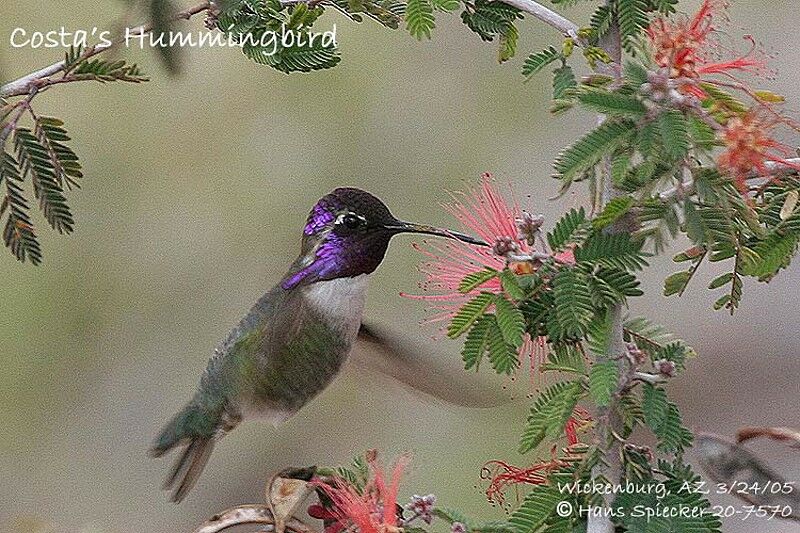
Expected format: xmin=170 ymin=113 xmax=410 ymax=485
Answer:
xmin=150 ymin=187 xmax=485 ymax=502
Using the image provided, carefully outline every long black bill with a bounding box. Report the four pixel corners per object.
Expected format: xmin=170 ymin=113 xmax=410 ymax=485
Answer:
xmin=384 ymin=220 xmax=488 ymax=246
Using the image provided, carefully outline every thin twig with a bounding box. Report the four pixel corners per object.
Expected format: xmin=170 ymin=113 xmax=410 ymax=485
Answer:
xmin=587 ymin=5 xmax=624 ymax=533
xmin=495 ymin=0 xmax=580 ymax=40
xmin=0 ymin=1 xmax=212 ymax=98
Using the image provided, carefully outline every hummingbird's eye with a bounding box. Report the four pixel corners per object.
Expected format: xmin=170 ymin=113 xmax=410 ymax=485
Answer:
xmin=339 ymin=213 xmax=365 ymax=230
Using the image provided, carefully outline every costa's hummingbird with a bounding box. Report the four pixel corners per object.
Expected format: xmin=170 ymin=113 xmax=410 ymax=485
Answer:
xmin=150 ymin=187 xmax=485 ymax=502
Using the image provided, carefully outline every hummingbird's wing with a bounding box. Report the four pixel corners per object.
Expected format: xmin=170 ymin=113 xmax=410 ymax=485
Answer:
xmin=352 ymin=323 xmax=513 ymax=408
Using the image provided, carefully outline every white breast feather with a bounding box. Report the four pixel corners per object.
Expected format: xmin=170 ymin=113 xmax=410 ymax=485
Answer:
xmin=302 ymin=274 xmax=370 ymax=343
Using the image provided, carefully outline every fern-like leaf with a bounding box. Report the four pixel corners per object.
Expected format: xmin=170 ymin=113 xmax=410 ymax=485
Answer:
xmin=0 ymin=152 xmax=41 ymax=264
xmin=658 ymin=110 xmax=691 ymax=161
xmin=486 ymin=316 xmax=519 ymax=375
xmin=551 ymin=268 xmax=593 ymax=339
xmin=522 ymin=46 xmax=560 ymax=79
xmin=494 ymin=295 xmax=525 ymax=348
xmin=462 ymin=314 xmax=493 ymax=370
xmin=589 ymin=360 xmax=617 ymax=407
xmin=554 ymin=120 xmax=635 ymax=186
xmin=448 ymin=292 xmax=495 ymax=338
xmin=519 ymin=381 xmax=584 ymax=453
xmin=577 ymin=89 xmax=647 ymax=117
xmin=547 ymin=207 xmax=589 ymax=251
xmin=406 ymin=0 xmax=436 ymax=39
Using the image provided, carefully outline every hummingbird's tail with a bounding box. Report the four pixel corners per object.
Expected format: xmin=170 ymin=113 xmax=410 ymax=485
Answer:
xmin=150 ymin=401 xmax=229 ymax=503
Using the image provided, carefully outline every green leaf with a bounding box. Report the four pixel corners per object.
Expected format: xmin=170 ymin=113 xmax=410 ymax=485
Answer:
xmin=595 ymin=267 xmax=643 ymax=300
xmin=575 ymin=232 xmax=648 ymax=270
xmin=519 ymin=381 xmax=584 ymax=453
xmin=589 ymin=360 xmax=617 ymax=407
xmin=498 ymin=23 xmax=518 ymax=63
xmin=14 ymin=128 xmax=74 ymax=234
xmin=0 ymin=152 xmax=41 ymax=265
xmin=499 ymin=268 xmax=526 ymax=300
xmin=462 ymin=314 xmax=493 ymax=371
xmin=270 ymin=39 xmax=341 ymax=73
xmin=624 ymin=61 xmax=649 ymax=86
xmin=551 ymin=268 xmax=594 ymax=339
xmin=522 ymin=46 xmax=561 ymax=79
xmin=486 ymin=316 xmax=520 ymax=374
xmin=508 ymin=485 xmax=561 ymax=533
xmin=547 ymin=207 xmax=589 ymax=251
xmin=447 ymin=292 xmax=494 ymax=338
xmin=553 ymin=120 xmax=635 ymax=185
xmin=658 ymin=110 xmax=691 ymax=161
xmin=617 ymin=0 xmax=649 ymax=50
xmin=460 ymin=0 xmax=520 ymax=41
xmin=624 ymin=316 xmax=694 ymax=358
xmin=406 ymin=0 xmax=436 ymax=39
xmin=494 ymin=295 xmax=525 ymax=348
xmin=708 ymin=272 xmax=733 ymax=290
xmin=586 ymin=311 xmax=613 ymax=357
xmin=744 ymin=231 xmax=799 ymax=279
xmin=590 ymin=4 xmax=612 ymax=39
xmin=459 ymin=268 xmax=498 ymax=293
xmin=663 ymin=271 xmax=690 ymax=296
xmin=552 ymin=65 xmax=576 ymax=100
xmin=642 ymin=383 xmax=669 ymax=432
xmin=577 ymin=89 xmax=647 ymax=117
xmin=430 ymin=0 xmax=459 ymax=11
xmin=656 ymin=403 xmax=693 ymax=453
xmin=593 ymin=196 xmax=633 ymax=230
xmin=542 ymin=343 xmax=586 ymax=374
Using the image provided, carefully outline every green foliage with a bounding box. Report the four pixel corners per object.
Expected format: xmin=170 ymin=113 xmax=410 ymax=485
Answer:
xmin=553 ymin=120 xmax=635 ymax=187
xmin=657 ymin=110 xmax=691 ymax=162
xmin=494 ymin=295 xmax=526 ymax=348
xmin=519 ymin=380 xmax=584 ymax=453
xmin=499 ymin=268 xmax=527 ymax=300
xmin=574 ymin=232 xmax=648 ymax=271
xmin=642 ymin=384 xmax=693 ymax=453
xmin=623 ymin=316 xmax=694 ymax=361
xmin=462 ymin=314 xmax=493 ymax=370
xmin=592 ymin=196 xmax=634 ymax=230
xmin=14 ymin=128 xmax=74 ymax=234
xmin=547 ymin=207 xmax=590 ymax=251
xmin=508 ymin=484 xmax=562 ymax=533
xmin=576 ymin=89 xmax=646 ymax=117
xmin=0 ymin=152 xmax=41 ymax=264
xmin=542 ymin=343 xmax=586 ymax=374
xmin=486 ymin=314 xmax=521 ymax=374
xmin=448 ymin=292 xmax=494 ymax=338
xmin=551 ymin=268 xmax=594 ymax=339
xmin=589 ymin=360 xmax=617 ymax=407
xmin=459 ymin=268 xmax=498 ymax=293
xmin=616 ymin=0 xmax=649 ymax=51
xmin=406 ymin=0 xmax=436 ymax=39
xmin=460 ymin=0 xmax=521 ymax=63
xmin=522 ymin=47 xmax=561 ymax=79
xmin=552 ymin=65 xmax=577 ymax=100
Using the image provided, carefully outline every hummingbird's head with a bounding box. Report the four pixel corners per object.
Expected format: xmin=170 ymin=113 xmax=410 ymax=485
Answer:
xmin=281 ymin=187 xmax=486 ymax=290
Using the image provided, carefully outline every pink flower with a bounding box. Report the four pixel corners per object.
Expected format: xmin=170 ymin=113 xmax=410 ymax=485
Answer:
xmin=402 ymin=173 xmax=570 ymax=321
xmin=313 ymin=453 xmax=408 ymax=533
xmin=716 ymin=110 xmax=800 ymax=194
xmin=646 ymin=0 xmax=765 ymax=98
xmin=401 ymin=174 xmax=572 ymax=379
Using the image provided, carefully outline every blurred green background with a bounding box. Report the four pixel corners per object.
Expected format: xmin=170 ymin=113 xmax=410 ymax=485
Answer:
xmin=1 ymin=1 xmax=799 ymax=532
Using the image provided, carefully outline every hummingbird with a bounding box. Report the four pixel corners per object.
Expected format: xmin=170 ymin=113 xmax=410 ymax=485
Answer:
xmin=150 ymin=187 xmax=486 ymax=502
